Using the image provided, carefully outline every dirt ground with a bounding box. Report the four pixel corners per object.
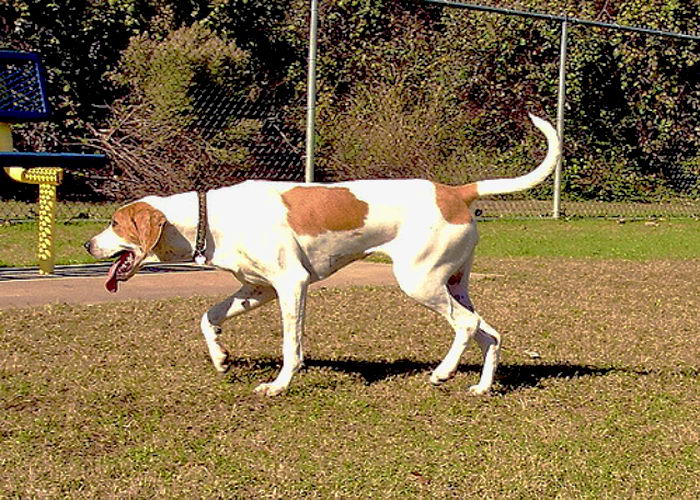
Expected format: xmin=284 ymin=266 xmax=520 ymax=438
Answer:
xmin=0 ymin=261 xmax=401 ymax=309
xmin=2 ymin=256 xmax=698 ymax=497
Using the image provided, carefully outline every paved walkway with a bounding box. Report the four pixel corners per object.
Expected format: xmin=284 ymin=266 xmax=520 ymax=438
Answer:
xmin=0 ymin=261 xmax=398 ymax=309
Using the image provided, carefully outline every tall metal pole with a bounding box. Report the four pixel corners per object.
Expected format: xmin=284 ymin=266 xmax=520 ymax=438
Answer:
xmin=553 ymin=19 xmax=568 ymax=219
xmin=305 ymin=0 xmax=319 ymax=183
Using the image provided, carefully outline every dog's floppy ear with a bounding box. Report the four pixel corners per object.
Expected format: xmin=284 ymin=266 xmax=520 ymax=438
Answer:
xmin=114 ymin=202 xmax=167 ymax=254
xmin=131 ymin=202 xmax=167 ymax=254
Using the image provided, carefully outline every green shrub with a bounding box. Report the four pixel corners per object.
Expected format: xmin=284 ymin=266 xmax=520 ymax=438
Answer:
xmin=315 ymin=0 xmax=699 ymax=201
xmin=92 ymin=24 xmax=263 ymax=200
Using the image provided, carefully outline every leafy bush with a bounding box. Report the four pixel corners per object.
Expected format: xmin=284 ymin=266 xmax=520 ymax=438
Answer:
xmin=1 ymin=0 xmax=698 ymax=204
xmin=90 ymin=24 xmax=264 ymax=200
xmin=315 ymin=0 xmax=699 ymax=201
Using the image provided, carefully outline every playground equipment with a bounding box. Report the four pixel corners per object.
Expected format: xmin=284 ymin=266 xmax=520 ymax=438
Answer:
xmin=0 ymin=50 xmax=107 ymax=274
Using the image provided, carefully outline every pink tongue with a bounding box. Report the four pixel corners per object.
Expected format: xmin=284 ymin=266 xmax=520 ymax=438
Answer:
xmin=105 ymin=253 xmax=129 ymax=293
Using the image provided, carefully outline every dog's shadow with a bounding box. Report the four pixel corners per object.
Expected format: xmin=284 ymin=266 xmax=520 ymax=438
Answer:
xmin=228 ymin=357 xmax=624 ymax=394
xmin=309 ymin=358 xmax=619 ymax=393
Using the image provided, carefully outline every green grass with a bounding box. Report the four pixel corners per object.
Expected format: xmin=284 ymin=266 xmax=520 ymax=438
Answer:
xmin=476 ymin=218 xmax=700 ymax=260
xmin=0 ymin=220 xmax=105 ymax=267
xmin=1 ymin=258 xmax=698 ymax=497
xmin=1 ymin=219 xmax=699 ymax=268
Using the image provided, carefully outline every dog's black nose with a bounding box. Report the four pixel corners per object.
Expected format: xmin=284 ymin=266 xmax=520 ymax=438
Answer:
xmin=83 ymin=240 xmax=92 ymax=253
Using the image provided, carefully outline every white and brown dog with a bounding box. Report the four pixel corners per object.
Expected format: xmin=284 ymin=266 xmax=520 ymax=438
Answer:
xmin=86 ymin=114 xmax=560 ymax=396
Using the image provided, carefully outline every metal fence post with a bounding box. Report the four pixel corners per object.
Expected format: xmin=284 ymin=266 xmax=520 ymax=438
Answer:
xmin=305 ymin=0 xmax=320 ymax=183
xmin=553 ymin=19 xmax=568 ymax=219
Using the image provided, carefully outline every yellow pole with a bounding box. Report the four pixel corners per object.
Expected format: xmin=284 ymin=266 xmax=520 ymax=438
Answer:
xmin=38 ymin=182 xmax=57 ymax=274
xmin=1 ymin=122 xmax=63 ymax=275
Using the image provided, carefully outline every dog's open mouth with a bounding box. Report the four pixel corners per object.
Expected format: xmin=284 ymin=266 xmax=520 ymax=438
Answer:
xmin=105 ymin=250 xmax=136 ymax=293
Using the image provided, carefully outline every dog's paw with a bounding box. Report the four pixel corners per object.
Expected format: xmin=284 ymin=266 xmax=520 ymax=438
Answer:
xmin=214 ymin=359 xmax=231 ymax=374
xmin=468 ymin=384 xmax=490 ymax=396
xmin=211 ymin=350 xmax=231 ymax=374
xmin=254 ymin=382 xmax=287 ymax=397
xmin=430 ymin=370 xmax=455 ymax=386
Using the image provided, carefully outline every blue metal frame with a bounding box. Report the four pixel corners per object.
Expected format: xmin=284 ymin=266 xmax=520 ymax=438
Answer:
xmin=0 ymin=51 xmax=107 ymax=169
xmin=0 ymin=50 xmax=52 ymax=122
xmin=0 ymin=151 xmax=107 ymax=168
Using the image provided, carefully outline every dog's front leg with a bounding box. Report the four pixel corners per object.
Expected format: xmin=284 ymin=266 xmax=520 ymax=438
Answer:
xmin=201 ymin=285 xmax=276 ymax=372
xmin=254 ymin=276 xmax=309 ymax=396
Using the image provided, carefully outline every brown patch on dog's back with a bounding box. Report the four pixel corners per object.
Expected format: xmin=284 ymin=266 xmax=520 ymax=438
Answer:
xmin=112 ymin=202 xmax=167 ymax=252
xmin=434 ymin=183 xmax=479 ymax=225
xmin=282 ymin=186 xmax=369 ymax=237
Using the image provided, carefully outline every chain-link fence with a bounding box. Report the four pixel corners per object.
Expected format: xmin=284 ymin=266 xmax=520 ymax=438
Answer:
xmin=1 ymin=1 xmax=698 ymax=222
xmin=53 ymin=88 xmax=306 ymax=221
xmin=311 ymin=1 xmax=699 ymax=218
xmin=1 ymin=20 xmax=308 ymax=222
xmin=2 ymin=90 xmax=306 ymax=224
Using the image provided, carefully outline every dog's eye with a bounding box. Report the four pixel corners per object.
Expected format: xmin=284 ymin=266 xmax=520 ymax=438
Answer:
xmin=111 ymin=220 xmax=119 ymax=228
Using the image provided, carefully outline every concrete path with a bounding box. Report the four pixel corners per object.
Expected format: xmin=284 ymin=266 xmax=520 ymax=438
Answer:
xmin=0 ymin=261 xmax=398 ymax=310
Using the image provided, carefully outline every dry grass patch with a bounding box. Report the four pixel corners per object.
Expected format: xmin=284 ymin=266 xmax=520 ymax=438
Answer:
xmin=1 ymin=258 xmax=698 ymax=497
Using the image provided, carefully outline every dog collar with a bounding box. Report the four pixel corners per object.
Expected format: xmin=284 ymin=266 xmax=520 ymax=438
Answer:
xmin=193 ymin=189 xmax=208 ymax=264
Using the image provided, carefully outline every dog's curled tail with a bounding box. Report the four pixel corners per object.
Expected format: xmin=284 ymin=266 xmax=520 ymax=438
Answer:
xmin=475 ymin=114 xmax=561 ymax=197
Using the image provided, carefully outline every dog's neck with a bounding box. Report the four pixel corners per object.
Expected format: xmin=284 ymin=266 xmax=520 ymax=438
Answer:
xmin=143 ymin=191 xmax=204 ymax=262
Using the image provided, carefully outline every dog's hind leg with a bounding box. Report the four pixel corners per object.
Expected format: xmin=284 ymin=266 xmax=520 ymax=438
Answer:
xmin=429 ymin=295 xmax=475 ymax=386
xmin=393 ymin=262 xmax=482 ymax=391
xmin=470 ymin=320 xmax=501 ymax=395
xmin=445 ymin=264 xmax=502 ymax=395
xmin=201 ymin=284 xmax=277 ymax=373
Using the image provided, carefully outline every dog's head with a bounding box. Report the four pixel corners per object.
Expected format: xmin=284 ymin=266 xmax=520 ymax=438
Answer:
xmin=85 ymin=202 xmax=166 ymax=293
